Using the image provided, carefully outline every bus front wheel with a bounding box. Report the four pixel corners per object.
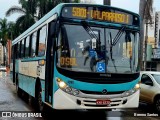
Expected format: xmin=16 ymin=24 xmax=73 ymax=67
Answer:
xmin=37 ymin=91 xmax=44 ymax=111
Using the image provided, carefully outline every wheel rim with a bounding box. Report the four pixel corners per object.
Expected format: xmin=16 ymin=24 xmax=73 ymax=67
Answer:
xmin=156 ymin=99 xmax=160 ymax=112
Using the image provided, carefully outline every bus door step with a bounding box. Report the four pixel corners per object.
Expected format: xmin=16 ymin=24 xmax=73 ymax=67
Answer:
xmin=44 ymin=102 xmax=52 ymax=108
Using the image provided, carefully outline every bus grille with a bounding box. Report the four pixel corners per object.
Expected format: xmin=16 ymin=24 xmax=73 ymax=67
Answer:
xmin=80 ymin=99 xmax=124 ymax=107
xmin=80 ymin=90 xmax=125 ymax=95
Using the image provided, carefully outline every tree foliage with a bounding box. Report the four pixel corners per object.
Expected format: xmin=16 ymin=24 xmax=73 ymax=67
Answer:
xmin=0 ymin=18 xmax=9 ymax=46
xmin=5 ymin=0 xmax=80 ymax=37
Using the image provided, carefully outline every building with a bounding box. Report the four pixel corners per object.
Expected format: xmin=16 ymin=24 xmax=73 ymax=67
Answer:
xmin=144 ymin=8 xmax=156 ymax=71
xmin=155 ymin=12 xmax=160 ymax=47
xmin=146 ymin=11 xmax=160 ymax=71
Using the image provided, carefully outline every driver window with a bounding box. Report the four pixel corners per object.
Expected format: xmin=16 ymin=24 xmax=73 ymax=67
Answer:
xmin=141 ymin=74 xmax=153 ymax=86
xmin=58 ymin=27 xmax=70 ymax=58
xmin=57 ymin=31 xmax=62 ymax=54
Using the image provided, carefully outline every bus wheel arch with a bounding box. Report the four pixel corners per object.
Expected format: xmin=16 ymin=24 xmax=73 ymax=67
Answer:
xmin=35 ymin=77 xmax=44 ymax=111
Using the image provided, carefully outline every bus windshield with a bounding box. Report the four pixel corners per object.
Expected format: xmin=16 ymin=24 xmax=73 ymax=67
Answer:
xmin=57 ymin=24 xmax=139 ymax=74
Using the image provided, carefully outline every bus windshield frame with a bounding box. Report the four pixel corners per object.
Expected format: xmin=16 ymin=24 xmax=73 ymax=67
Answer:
xmin=56 ymin=21 xmax=139 ymax=74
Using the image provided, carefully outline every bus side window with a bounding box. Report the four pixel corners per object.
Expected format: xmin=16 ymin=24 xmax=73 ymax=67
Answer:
xmin=38 ymin=25 xmax=47 ymax=57
xmin=17 ymin=42 xmax=21 ymax=58
xmin=25 ymin=36 xmax=30 ymax=57
xmin=31 ymin=32 xmax=37 ymax=57
xmin=21 ymin=39 xmax=25 ymax=58
xmin=14 ymin=44 xmax=17 ymax=59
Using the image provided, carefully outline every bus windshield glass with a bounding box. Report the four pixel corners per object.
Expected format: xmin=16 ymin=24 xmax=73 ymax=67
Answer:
xmin=57 ymin=24 xmax=139 ymax=74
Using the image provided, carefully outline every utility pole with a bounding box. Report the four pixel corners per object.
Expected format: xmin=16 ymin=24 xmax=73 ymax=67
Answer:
xmin=139 ymin=0 xmax=146 ymax=70
xmin=144 ymin=21 xmax=154 ymax=70
xmin=103 ymin=0 xmax=111 ymax=5
xmin=144 ymin=22 xmax=148 ymax=70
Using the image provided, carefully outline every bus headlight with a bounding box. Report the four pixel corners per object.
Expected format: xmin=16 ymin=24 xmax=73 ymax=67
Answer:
xmin=56 ymin=78 xmax=80 ymax=96
xmin=59 ymin=81 xmax=67 ymax=89
xmin=134 ymin=83 xmax=140 ymax=90
xmin=122 ymin=83 xmax=140 ymax=97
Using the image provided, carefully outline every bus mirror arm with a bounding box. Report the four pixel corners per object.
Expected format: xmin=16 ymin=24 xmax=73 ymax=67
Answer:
xmin=55 ymin=21 xmax=60 ymax=36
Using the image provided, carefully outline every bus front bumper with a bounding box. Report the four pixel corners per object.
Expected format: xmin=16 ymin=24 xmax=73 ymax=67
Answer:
xmin=53 ymin=89 xmax=140 ymax=109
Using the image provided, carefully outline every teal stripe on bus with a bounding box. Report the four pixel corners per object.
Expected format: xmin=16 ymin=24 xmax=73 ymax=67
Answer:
xmin=21 ymin=56 xmax=46 ymax=62
xmin=53 ymin=67 xmax=140 ymax=93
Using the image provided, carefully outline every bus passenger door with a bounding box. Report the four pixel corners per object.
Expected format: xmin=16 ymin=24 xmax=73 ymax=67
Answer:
xmin=45 ymin=21 xmax=56 ymax=105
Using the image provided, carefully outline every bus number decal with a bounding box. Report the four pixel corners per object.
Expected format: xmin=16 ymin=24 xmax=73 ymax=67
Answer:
xmin=72 ymin=7 xmax=87 ymax=18
xmin=60 ymin=57 xmax=78 ymax=66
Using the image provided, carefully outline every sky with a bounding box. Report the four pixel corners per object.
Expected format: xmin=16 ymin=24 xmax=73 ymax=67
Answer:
xmin=0 ymin=0 xmax=20 ymax=22
xmin=0 ymin=0 xmax=160 ymax=22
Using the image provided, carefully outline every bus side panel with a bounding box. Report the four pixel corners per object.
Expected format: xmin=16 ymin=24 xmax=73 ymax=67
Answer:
xmin=40 ymin=80 xmax=45 ymax=103
xmin=10 ymin=63 xmax=13 ymax=81
xmin=18 ymin=73 xmax=45 ymax=103
xmin=18 ymin=74 xmax=36 ymax=97
xmin=18 ymin=59 xmax=46 ymax=102
xmin=15 ymin=60 xmax=20 ymax=73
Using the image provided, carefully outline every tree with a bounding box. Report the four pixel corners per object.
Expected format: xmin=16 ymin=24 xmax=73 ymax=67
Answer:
xmin=7 ymin=22 xmax=19 ymax=40
xmin=139 ymin=0 xmax=153 ymax=70
xmin=5 ymin=0 xmax=80 ymax=36
xmin=0 ymin=18 xmax=10 ymax=65
xmin=37 ymin=0 xmax=80 ymax=19
xmin=5 ymin=0 xmax=37 ymax=33
xmin=0 ymin=18 xmax=8 ymax=46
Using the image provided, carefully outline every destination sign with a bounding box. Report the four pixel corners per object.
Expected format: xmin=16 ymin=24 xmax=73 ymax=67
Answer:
xmin=62 ymin=6 xmax=139 ymax=26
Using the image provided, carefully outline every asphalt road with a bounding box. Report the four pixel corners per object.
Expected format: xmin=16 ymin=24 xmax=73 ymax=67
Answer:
xmin=0 ymin=72 xmax=160 ymax=120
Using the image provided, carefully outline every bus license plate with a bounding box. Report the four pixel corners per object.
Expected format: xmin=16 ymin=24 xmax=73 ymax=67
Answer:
xmin=96 ymin=100 xmax=111 ymax=105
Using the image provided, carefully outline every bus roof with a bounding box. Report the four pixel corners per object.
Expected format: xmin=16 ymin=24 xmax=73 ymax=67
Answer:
xmin=12 ymin=3 xmax=139 ymax=45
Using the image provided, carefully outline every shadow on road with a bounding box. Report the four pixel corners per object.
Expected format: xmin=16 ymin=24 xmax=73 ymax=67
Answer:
xmin=42 ymin=106 xmax=106 ymax=120
xmin=138 ymin=102 xmax=156 ymax=113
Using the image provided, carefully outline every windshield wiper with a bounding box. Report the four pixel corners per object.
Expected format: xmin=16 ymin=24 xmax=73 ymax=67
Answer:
xmin=109 ymin=26 xmax=126 ymax=61
xmin=81 ymin=21 xmax=98 ymax=39
xmin=109 ymin=26 xmax=126 ymax=72
xmin=81 ymin=21 xmax=102 ymax=71
xmin=81 ymin=21 xmax=100 ymax=46
xmin=109 ymin=32 xmax=117 ymax=72
xmin=112 ymin=26 xmax=126 ymax=46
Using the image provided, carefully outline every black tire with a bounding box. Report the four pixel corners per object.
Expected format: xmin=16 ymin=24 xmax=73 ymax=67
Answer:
xmin=28 ymin=95 xmax=33 ymax=105
xmin=17 ymin=87 xmax=22 ymax=97
xmin=154 ymin=97 xmax=160 ymax=113
xmin=16 ymin=76 xmax=21 ymax=97
xmin=35 ymin=91 xmax=44 ymax=112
